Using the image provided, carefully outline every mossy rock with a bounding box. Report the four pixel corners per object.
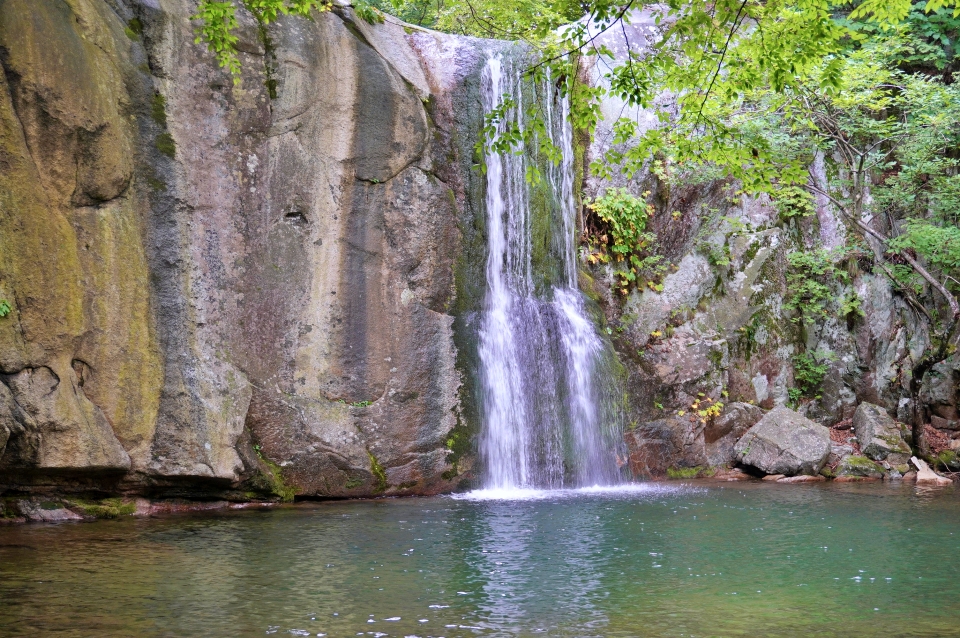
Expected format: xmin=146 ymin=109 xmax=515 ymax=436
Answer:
xmin=246 ymin=459 xmax=296 ymax=502
xmin=66 ymin=497 xmax=136 ymax=519
xmin=666 ymin=466 xmax=713 ymax=479
xmin=343 ymin=475 xmax=365 ymax=490
xmin=836 ymin=455 xmax=884 ymax=478
xmin=368 ymin=450 xmax=388 ymax=493
xmin=935 ymin=450 xmax=960 ymax=472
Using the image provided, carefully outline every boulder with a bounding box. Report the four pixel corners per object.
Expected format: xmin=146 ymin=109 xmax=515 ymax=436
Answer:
xmin=704 ymin=402 xmax=763 ymax=467
xmin=734 ymin=406 xmax=831 ymax=476
xmin=852 ymin=403 xmax=911 ymax=463
xmin=14 ymin=500 xmax=83 ymax=523
xmin=931 ymin=415 xmax=960 ymax=431
xmin=827 ymin=442 xmax=855 ymax=466
xmin=624 ymin=417 xmax=706 ymax=478
xmin=835 ymin=455 xmax=885 ymax=479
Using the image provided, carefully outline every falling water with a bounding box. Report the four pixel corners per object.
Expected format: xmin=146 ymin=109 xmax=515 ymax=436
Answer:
xmin=478 ymin=54 xmax=622 ymax=490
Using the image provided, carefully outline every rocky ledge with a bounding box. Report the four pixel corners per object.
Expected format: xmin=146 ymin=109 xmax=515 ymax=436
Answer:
xmin=627 ymin=401 xmax=956 ymax=486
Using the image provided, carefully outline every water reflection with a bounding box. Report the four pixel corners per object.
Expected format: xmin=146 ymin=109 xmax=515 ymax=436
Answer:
xmin=1 ymin=483 xmax=959 ymax=637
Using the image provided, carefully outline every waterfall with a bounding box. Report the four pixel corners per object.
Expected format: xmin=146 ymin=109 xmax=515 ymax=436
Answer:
xmin=478 ymin=54 xmax=621 ymax=490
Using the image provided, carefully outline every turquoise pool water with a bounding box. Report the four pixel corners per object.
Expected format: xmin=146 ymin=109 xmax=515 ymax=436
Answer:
xmin=1 ymin=481 xmax=958 ymax=637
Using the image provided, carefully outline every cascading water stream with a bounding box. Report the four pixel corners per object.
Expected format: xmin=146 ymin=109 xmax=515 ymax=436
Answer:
xmin=478 ymin=54 xmax=622 ymax=491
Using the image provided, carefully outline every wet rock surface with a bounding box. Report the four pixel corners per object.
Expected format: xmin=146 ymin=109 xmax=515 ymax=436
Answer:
xmin=704 ymin=402 xmax=763 ymax=467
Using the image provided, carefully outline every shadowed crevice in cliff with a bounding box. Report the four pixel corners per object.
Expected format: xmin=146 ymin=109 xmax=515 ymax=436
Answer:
xmin=335 ymin=179 xmax=389 ymax=405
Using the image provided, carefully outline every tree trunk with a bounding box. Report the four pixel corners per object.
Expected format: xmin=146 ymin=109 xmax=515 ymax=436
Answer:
xmin=910 ymin=362 xmax=931 ymax=458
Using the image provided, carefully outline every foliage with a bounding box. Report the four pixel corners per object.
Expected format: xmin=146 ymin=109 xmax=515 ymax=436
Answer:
xmin=584 ymin=188 xmax=663 ymax=294
xmin=677 ymin=394 xmax=723 ymax=425
xmin=192 ymin=0 xmax=383 ymax=81
xmin=0 ymin=300 xmax=10 ymax=318
xmin=479 ymin=94 xmax=563 ymax=184
xmin=772 ymin=185 xmax=816 ymax=222
xmin=367 ymin=0 xmax=582 ymax=38
xmin=888 ymin=220 xmax=960 ymax=290
xmin=784 ymin=248 xmax=862 ymax=325
xmin=790 ymin=349 xmax=835 ymax=404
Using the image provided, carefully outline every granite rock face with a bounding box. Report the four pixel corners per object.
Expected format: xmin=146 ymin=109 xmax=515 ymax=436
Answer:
xmin=582 ymin=11 xmax=953 ymax=478
xmin=852 ymin=402 xmax=911 ymax=463
xmin=624 ymin=401 xmax=762 ymax=476
xmin=704 ymin=402 xmax=763 ymax=467
xmin=0 ymin=0 xmax=491 ymax=498
xmin=734 ymin=407 xmax=831 ymax=476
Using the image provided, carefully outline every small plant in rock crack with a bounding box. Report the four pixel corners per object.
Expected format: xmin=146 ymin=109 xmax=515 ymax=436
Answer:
xmin=0 ymin=300 xmax=10 ymax=318
xmin=678 ymin=394 xmax=723 ymax=425
xmin=584 ymin=188 xmax=665 ymax=295
xmin=790 ymin=350 xmax=836 ymax=405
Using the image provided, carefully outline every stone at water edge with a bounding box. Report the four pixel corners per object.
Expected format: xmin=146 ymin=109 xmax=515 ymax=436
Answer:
xmin=911 ymin=457 xmax=953 ymax=486
xmin=827 ymin=442 xmax=855 ymax=466
xmin=704 ymin=402 xmax=764 ymax=467
xmin=835 ymin=455 xmax=885 ymax=479
xmin=734 ymin=406 xmax=831 ymax=476
xmin=853 ymin=403 xmax=911 ymax=463
xmin=762 ymin=474 xmax=785 ymax=481
xmin=13 ymin=500 xmax=83 ymax=523
xmin=711 ymin=467 xmax=753 ymax=481
xmin=777 ymin=475 xmax=826 ymax=483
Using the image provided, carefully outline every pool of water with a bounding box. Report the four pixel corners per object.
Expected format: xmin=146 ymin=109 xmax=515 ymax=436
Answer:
xmin=1 ymin=482 xmax=959 ymax=637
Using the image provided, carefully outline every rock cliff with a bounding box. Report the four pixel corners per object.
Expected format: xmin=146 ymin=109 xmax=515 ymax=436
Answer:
xmin=582 ymin=12 xmax=960 ymax=478
xmin=0 ymin=0 xmax=492 ymax=499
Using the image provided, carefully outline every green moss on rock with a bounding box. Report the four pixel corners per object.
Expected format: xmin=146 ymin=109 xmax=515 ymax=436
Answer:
xmin=837 ymin=455 xmax=884 ymax=477
xmin=368 ymin=450 xmax=388 ymax=492
xmin=151 ymin=93 xmax=168 ymax=127
xmin=667 ymin=466 xmax=712 ymax=479
xmin=67 ymin=497 xmax=136 ymax=519
xmin=247 ymin=455 xmax=295 ymax=502
xmin=155 ymin=132 xmax=176 ymax=158
xmin=935 ymin=450 xmax=960 ymax=471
